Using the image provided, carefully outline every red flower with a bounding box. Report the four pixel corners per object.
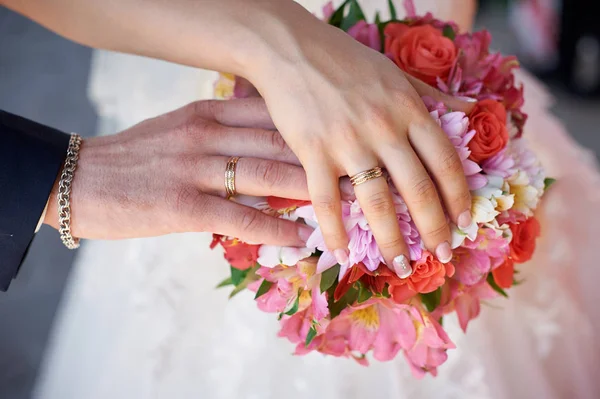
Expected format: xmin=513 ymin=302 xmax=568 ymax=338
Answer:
xmin=468 ymin=99 xmax=509 ymax=162
xmin=492 ymin=257 xmax=515 ymax=289
xmin=334 ymin=263 xmax=402 ymax=301
xmin=509 ymin=217 xmax=541 ymax=263
xmin=390 ymin=252 xmax=454 ymax=303
xmin=384 ymin=24 xmax=457 ymax=86
xmin=267 ymin=196 xmax=311 ymax=211
xmin=211 ymin=234 xmax=260 ymax=270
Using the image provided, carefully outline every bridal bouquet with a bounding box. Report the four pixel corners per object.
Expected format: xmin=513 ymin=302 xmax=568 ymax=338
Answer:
xmin=211 ymin=0 xmax=553 ymax=377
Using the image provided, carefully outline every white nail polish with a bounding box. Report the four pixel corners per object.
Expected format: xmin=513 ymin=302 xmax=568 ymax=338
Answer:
xmin=392 ymin=255 xmax=412 ymax=279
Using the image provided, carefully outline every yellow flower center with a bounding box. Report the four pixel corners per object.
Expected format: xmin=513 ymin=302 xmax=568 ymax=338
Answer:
xmin=351 ymin=306 xmax=380 ymax=330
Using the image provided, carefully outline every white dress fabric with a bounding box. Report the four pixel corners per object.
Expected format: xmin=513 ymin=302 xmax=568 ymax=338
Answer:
xmin=34 ymin=1 xmax=600 ymax=398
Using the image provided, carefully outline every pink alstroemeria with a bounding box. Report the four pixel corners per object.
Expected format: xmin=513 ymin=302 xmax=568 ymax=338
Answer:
xmin=295 ymin=194 xmax=422 ymax=278
xmin=348 ymin=21 xmax=381 ymax=51
xmin=453 ymin=228 xmax=509 ymax=285
xmin=321 ymin=1 xmax=334 ymax=20
xmin=255 ymin=258 xmax=328 ymax=320
xmin=320 ymin=297 xmax=418 ymax=361
xmin=433 ymin=279 xmax=499 ymax=332
xmin=403 ymin=306 xmax=455 ymax=377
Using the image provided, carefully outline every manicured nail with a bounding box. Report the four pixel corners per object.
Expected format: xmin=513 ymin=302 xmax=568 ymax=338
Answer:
xmin=298 ymin=227 xmax=314 ymax=244
xmin=465 ymin=97 xmax=478 ymax=102
xmin=435 ymin=241 xmax=453 ymax=264
xmin=334 ymin=248 xmax=349 ymax=265
xmin=392 ymin=255 xmax=412 ymax=279
xmin=457 ymin=210 xmax=473 ymax=230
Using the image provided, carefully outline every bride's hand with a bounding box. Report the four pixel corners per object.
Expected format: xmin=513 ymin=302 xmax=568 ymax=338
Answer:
xmin=44 ymin=99 xmax=314 ymax=246
xmin=245 ymin=2 xmax=475 ymax=267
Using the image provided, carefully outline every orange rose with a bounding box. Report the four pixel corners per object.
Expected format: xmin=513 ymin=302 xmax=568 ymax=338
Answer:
xmin=492 ymin=257 xmax=514 ymax=289
xmin=390 ymin=252 xmax=455 ymax=303
xmin=468 ymin=99 xmax=509 ymax=162
xmin=509 ymin=217 xmax=541 ymax=263
xmin=384 ymin=24 xmax=457 ymax=86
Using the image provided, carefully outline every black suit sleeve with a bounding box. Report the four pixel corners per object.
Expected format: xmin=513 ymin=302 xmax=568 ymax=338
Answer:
xmin=0 ymin=110 xmax=70 ymax=291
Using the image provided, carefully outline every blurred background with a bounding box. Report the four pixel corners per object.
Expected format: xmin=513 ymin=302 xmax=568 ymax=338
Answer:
xmin=0 ymin=0 xmax=598 ymax=398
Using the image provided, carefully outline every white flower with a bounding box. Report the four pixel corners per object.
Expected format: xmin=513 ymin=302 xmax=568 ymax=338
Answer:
xmin=257 ymin=245 xmax=313 ymax=268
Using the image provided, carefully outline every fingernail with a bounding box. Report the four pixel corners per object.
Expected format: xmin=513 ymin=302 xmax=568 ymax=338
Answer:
xmin=465 ymin=97 xmax=478 ymax=103
xmin=392 ymin=255 xmax=412 ymax=279
xmin=334 ymin=248 xmax=349 ymax=265
xmin=435 ymin=241 xmax=453 ymax=264
xmin=298 ymin=226 xmax=314 ymax=243
xmin=457 ymin=210 xmax=473 ymax=230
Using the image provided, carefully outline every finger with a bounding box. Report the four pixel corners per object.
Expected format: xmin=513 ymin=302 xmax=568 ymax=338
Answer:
xmin=349 ymin=163 xmax=412 ymax=279
xmin=408 ymin=118 xmax=473 ymax=232
xmin=197 ymin=156 xmax=309 ymax=199
xmin=190 ymin=195 xmax=312 ymax=246
xmin=305 ymin=158 xmax=349 ymax=265
xmin=202 ymin=127 xmax=300 ymax=165
xmin=196 ymin=98 xmax=276 ymax=130
xmin=403 ymin=73 xmax=477 ymax=113
xmin=379 ymin=140 xmax=453 ymax=264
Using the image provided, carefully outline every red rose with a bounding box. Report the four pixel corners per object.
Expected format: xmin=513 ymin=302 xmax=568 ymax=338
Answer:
xmin=468 ymin=99 xmax=509 ymax=162
xmin=509 ymin=217 xmax=541 ymax=263
xmin=384 ymin=24 xmax=457 ymax=86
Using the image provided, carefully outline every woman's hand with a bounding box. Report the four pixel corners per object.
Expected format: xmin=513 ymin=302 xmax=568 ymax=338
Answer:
xmin=245 ymin=2 xmax=475 ymax=269
xmin=44 ymin=99 xmax=314 ymax=246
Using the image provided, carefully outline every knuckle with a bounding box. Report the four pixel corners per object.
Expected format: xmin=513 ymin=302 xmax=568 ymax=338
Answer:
xmin=439 ymin=146 xmax=463 ymax=176
xmin=364 ymin=191 xmax=394 ymax=217
xmin=313 ymin=195 xmax=339 ymax=217
xmin=256 ymin=160 xmax=284 ymax=189
xmin=410 ymin=177 xmax=438 ymax=205
xmin=268 ymin=131 xmax=288 ymax=153
xmin=166 ymin=184 xmax=202 ymax=215
xmin=377 ymin=236 xmax=406 ymax=251
xmin=454 ymin=189 xmax=472 ymax=207
xmin=323 ymin=232 xmax=348 ymax=249
xmin=423 ymin=222 xmax=449 ymax=240
xmin=205 ymin=99 xmax=225 ymax=119
xmin=239 ymin=209 xmax=264 ymax=234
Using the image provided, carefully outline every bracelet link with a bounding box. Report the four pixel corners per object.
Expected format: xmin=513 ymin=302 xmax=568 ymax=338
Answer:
xmin=57 ymin=133 xmax=82 ymax=249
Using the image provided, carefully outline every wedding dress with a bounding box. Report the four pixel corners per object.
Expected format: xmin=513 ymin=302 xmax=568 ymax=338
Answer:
xmin=34 ymin=1 xmax=600 ymax=398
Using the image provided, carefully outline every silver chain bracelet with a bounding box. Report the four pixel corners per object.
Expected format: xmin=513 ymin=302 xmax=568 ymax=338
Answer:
xmin=57 ymin=133 xmax=82 ymax=249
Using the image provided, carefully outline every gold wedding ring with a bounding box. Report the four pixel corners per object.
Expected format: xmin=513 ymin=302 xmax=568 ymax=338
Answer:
xmin=225 ymin=156 xmax=240 ymax=199
xmin=350 ymin=166 xmax=383 ymax=186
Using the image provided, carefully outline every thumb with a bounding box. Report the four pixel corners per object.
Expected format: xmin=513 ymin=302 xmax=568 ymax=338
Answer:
xmin=404 ymin=73 xmax=477 ymax=113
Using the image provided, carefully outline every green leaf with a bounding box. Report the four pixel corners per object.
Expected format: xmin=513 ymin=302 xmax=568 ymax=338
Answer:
xmin=374 ymin=11 xmax=381 ymax=25
xmin=420 ymin=287 xmax=442 ymax=312
xmin=388 ymin=0 xmax=397 ymax=20
xmin=216 ymin=277 xmax=233 ymax=288
xmin=544 ymin=177 xmax=556 ymax=191
xmin=328 ymin=0 xmax=350 ymax=27
xmin=284 ymin=291 xmax=301 ymax=315
xmin=328 ymin=284 xmax=359 ymax=319
xmin=442 ymin=24 xmax=456 ymax=40
xmin=320 ymin=264 xmax=340 ymax=293
xmin=357 ymin=282 xmax=373 ymax=303
xmin=487 ymin=273 xmax=509 ymax=298
xmin=340 ymin=0 xmax=366 ymax=31
xmin=230 ymin=266 xmax=248 ymax=286
xmin=380 ymin=284 xmax=391 ymax=298
xmin=438 ymin=317 xmax=444 ymax=326
xmin=254 ymin=279 xmax=274 ymax=299
xmin=305 ymin=325 xmax=318 ymax=347
xmin=228 ymin=265 xmax=260 ymax=299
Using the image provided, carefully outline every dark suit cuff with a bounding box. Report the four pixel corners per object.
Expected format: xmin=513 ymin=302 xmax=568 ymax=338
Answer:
xmin=0 ymin=111 xmax=71 ymax=291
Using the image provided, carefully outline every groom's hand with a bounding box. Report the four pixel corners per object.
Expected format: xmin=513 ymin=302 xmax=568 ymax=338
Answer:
xmin=44 ymin=99 xmax=314 ymax=246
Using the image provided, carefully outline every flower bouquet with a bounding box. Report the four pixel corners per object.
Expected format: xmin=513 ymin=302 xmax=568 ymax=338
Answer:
xmin=211 ymin=0 xmax=554 ymax=377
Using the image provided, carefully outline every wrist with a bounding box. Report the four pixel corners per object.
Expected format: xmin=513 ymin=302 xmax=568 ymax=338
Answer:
xmin=236 ymin=1 xmax=328 ymax=84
